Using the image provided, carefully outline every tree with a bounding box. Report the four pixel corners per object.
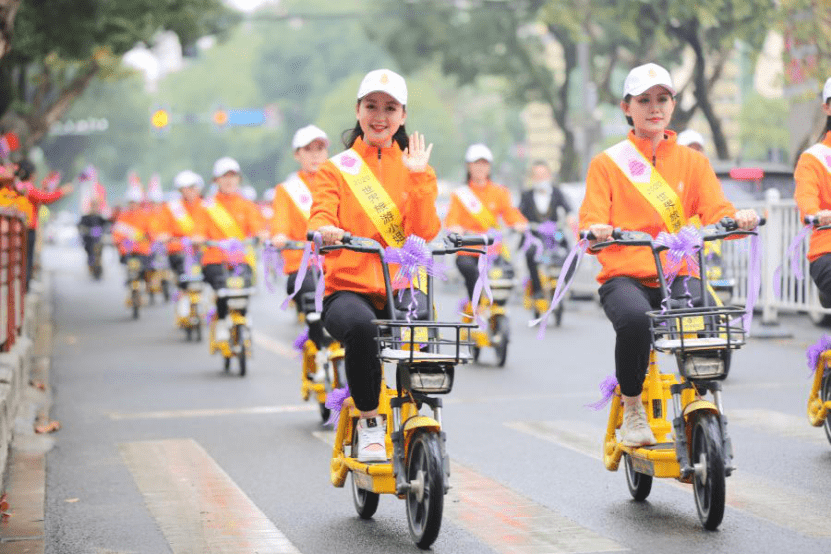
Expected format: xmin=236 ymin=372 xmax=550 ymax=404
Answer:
xmin=0 ymin=0 xmax=238 ymax=152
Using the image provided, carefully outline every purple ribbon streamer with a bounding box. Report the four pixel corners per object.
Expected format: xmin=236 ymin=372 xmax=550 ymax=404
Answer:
xmin=585 ymin=375 xmax=619 ymax=410
xmin=181 ymin=238 xmax=197 ymax=278
xmin=150 ymin=241 xmax=167 ymax=269
xmin=282 ymin=234 xmax=324 ymax=313
xmin=261 ymin=246 xmax=283 ymax=294
xmin=469 ymin=234 xmax=494 ymax=330
xmin=206 ymin=307 xmax=216 ymax=324
xmin=293 ymin=327 xmax=310 ymax=351
xmin=740 ymin=232 xmax=762 ymax=334
xmin=653 ymin=225 xmax=702 ymax=312
xmin=773 ymin=224 xmax=811 ymax=298
xmin=324 ymin=385 xmax=351 ymax=426
xmin=807 ymin=334 xmax=831 ymax=375
xmin=529 ymin=238 xmax=589 ymax=339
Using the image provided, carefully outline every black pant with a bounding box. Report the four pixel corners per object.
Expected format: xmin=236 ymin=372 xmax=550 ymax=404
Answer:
xmin=322 ymin=291 xmax=388 ymax=412
xmin=810 ymin=254 xmax=831 ymax=307
xmin=287 ymin=269 xmax=317 ymax=314
xmin=169 ymin=253 xmax=185 ymax=289
xmin=599 ymin=276 xmax=707 ymax=397
xmin=203 ymin=263 xmax=253 ymax=319
xmin=25 ymin=229 xmax=35 ymax=288
xmin=525 ymin=246 xmax=543 ymax=295
xmin=456 ymin=255 xmax=480 ymax=301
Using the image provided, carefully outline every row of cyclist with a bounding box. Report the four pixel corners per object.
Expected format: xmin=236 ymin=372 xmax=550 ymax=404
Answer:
xmin=109 ymin=66 xmax=831 ymax=547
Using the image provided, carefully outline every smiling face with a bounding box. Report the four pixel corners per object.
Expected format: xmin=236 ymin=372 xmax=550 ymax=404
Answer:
xmin=293 ymin=139 xmax=329 ymax=174
xmin=356 ymin=91 xmax=406 ymax=147
xmin=467 ymin=159 xmax=491 ymax=183
xmin=215 ymin=171 xmax=240 ymax=195
xmin=621 ymin=85 xmax=676 ymax=139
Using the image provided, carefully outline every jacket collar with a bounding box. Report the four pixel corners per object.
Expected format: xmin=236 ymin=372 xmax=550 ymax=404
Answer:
xmin=823 ymin=131 xmax=831 ymax=147
xmin=627 ymin=129 xmax=678 ymax=161
xmin=352 ymin=135 xmax=402 ymax=161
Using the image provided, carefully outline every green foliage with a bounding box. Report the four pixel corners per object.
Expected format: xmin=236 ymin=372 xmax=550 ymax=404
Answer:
xmin=738 ymin=93 xmax=791 ymax=161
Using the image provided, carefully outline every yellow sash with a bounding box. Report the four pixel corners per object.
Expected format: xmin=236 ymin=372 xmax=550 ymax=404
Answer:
xmin=805 ymin=143 xmax=831 ymax=175
xmin=605 ymin=139 xmax=685 ymax=233
xmin=167 ymin=199 xmax=195 ymax=235
xmin=454 ymin=186 xmax=498 ymax=229
xmin=282 ymin=172 xmax=312 ymax=220
xmin=113 ymin=221 xmax=145 ymax=242
xmin=331 ymin=148 xmax=427 ymax=293
xmin=204 ymin=198 xmax=257 ymax=267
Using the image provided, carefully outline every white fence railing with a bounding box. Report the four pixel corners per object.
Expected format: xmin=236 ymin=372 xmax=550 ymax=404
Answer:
xmin=722 ymin=189 xmax=829 ymax=324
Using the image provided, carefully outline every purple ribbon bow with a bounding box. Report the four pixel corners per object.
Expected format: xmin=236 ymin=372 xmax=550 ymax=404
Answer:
xmin=293 ymin=328 xmax=310 ymax=352
xmin=180 ymin=238 xmax=198 ymax=278
xmin=653 ymin=225 xmax=702 ymax=311
xmin=384 ymin=235 xmax=446 ymax=322
xmin=324 ymin=385 xmax=351 ymax=426
xmin=585 ymin=375 xmax=619 ymax=410
xmin=521 ymin=229 xmax=545 ymax=262
xmin=529 ymin=238 xmax=589 ymax=339
xmin=219 ymin=239 xmax=247 ymax=275
xmin=806 ymin=334 xmax=831 ymax=375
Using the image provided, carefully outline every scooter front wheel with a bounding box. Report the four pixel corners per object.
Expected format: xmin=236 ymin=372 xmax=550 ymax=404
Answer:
xmin=406 ymin=430 xmax=444 ymax=549
xmin=351 ymin=472 xmax=379 ymax=519
xmin=236 ymin=325 xmax=247 ymax=377
xmin=691 ymin=412 xmax=726 ymax=530
xmin=822 ymin=369 xmax=831 ymax=445
xmin=623 ymin=454 xmax=652 ymax=501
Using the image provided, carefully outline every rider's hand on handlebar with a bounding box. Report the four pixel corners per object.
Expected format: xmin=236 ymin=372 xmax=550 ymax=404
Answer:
xmin=446 ymin=225 xmax=464 ymax=235
xmin=815 ymin=210 xmax=831 ymax=227
xmin=587 ymin=223 xmax=613 ymax=246
xmin=316 ymin=225 xmax=345 ymax=246
xmin=271 ymin=233 xmax=289 ymax=249
xmin=733 ymin=209 xmax=760 ymax=230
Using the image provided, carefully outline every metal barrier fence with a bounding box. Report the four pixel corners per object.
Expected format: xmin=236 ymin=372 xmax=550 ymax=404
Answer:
xmin=720 ymin=189 xmax=828 ymax=324
xmin=0 ymin=208 xmax=27 ymax=351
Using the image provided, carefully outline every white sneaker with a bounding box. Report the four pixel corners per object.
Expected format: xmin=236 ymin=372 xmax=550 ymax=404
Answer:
xmin=620 ymin=401 xmax=657 ymax=447
xmin=356 ymin=416 xmax=387 ymax=463
xmin=176 ymin=296 xmax=191 ymax=319
xmin=214 ymin=317 xmax=231 ymax=343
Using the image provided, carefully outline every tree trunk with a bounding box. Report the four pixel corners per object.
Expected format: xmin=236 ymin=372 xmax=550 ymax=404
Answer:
xmin=553 ymin=37 xmax=579 ymax=181
xmin=0 ymin=0 xmax=20 ymax=61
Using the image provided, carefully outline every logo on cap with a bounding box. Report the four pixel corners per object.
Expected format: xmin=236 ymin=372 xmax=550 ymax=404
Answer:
xmin=380 ymin=73 xmax=389 ymax=84
xmin=648 ymin=68 xmax=657 ymax=78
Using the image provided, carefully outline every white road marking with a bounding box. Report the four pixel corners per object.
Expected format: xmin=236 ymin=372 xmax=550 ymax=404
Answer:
xmin=109 ymin=404 xmax=314 ymax=420
xmin=120 ymin=439 xmax=301 ymax=553
xmin=251 ymin=330 xmax=296 ymax=359
xmin=312 ymin=430 xmax=624 ymax=553
xmin=729 ymin=408 xmax=829 ymax=447
xmin=508 ymin=419 xmax=831 ymax=538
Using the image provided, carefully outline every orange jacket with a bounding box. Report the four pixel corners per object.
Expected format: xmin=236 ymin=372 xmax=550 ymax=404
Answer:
xmin=201 ymin=192 xmax=265 ymax=265
xmin=151 ymin=198 xmax=207 ymax=254
xmin=579 ymin=130 xmax=735 ymax=285
xmin=443 ymin=180 xmax=526 ymax=256
xmin=113 ymin=208 xmax=152 ymax=256
xmin=308 ymin=136 xmax=441 ymax=308
xmin=794 ymin=131 xmax=831 ymax=262
xmin=270 ymin=171 xmax=315 ymax=274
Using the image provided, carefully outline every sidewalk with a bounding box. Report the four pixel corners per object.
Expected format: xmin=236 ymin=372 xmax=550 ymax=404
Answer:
xmin=0 ymin=273 xmax=54 ymax=554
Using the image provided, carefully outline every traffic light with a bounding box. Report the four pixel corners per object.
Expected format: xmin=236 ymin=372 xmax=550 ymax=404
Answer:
xmin=213 ymin=109 xmax=228 ymax=127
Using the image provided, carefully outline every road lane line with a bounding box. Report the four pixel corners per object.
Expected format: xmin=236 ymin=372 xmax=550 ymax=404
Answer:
xmin=729 ymin=408 xmax=829 ymax=447
xmin=508 ymin=419 xmax=831 ymax=538
xmin=312 ymin=430 xmax=624 ymax=553
xmin=109 ymin=404 xmax=315 ymax=420
xmin=120 ymin=439 xmax=301 ymax=554
xmin=251 ymin=330 xmax=296 ymax=359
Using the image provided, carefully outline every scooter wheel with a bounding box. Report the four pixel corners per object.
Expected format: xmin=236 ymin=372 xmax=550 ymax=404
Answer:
xmin=691 ymin=412 xmax=726 ymax=530
xmin=319 ymin=402 xmax=330 ymax=424
xmin=131 ymin=290 xmax=140 ymax=320
xmin=236 ymin=326 xmax=247 ymax=377
xmin=194 ymin=323 xmax=202 ymax=343
xmin=223 ymin=356 xmax=231 ymax=373
xmin=822 ymin=370 xmax=831 ymax=446
xmin=555 ymin=304 xmax=563 ymax=327
xmin=494 ymin=315 xmax=509 ymax=368
xmin=623 ymin=454 xmax=652 ymax=501
xmin=351 ymin=472 xmax=379 ymax=519
xmin=185 ymin=327 xmax=192 ymax=342
xmin=406 ymin=430 xmax=444 ymax=549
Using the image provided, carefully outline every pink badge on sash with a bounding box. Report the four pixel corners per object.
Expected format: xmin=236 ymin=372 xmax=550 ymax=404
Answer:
xmin=629 ymin=159 xmax=646 ymax=177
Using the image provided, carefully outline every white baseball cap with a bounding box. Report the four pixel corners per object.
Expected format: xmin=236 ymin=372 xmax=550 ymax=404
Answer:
xmin=212 ymin=156 xmax=241 ymax=178
xmin=124 ymin=186 xmax=143 ymax=203
xmin=292 ymin=125 xmax=329 ymax=150
xmin=677 ymin=129 xmax=705 ymax=148
xmin=823 ymin=77 xmax=831 ymax=103
xmin=465 ymin=143 xmax=493 ymax=163
xmin=357 ymin=69 xmax=407 ymax=105
xmin=623 ymin=63 xmax=676 ymax=98
xmin=174 ymin=169 xmax=204 ymax=190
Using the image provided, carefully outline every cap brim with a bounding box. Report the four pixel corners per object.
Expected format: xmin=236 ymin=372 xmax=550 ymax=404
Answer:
xmin=358 ymin=89 xmax=406 ymax=105
xmin=626 ymin=83 xmax=676 ymax=97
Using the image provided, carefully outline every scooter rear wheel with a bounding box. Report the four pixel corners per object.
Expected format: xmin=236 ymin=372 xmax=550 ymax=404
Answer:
xmin=493 ymin=315 xmax=509 ymax=368
xmin=351 ymin=472 xmax=379 ymax=519
xmin=623 ymin=454 xmax=652 ymax=501
xmin=131 ymin=289 xmax=140 ymax=320
xmin=406 ymin=430 xmax=444 ymax=549
xmin=236 ymin=325 xmax=247 ymax=377
xmin=822 ymin=370 xmax=831 ymax=445
xmin=691 ymin=412 xmax=726 ymax=530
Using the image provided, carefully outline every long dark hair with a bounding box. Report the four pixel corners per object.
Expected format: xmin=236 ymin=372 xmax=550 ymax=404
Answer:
xmin=820 ymin=101 xmax=831 ymax=141
xmin=342 ymin=101 xmax=409 ymax=150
